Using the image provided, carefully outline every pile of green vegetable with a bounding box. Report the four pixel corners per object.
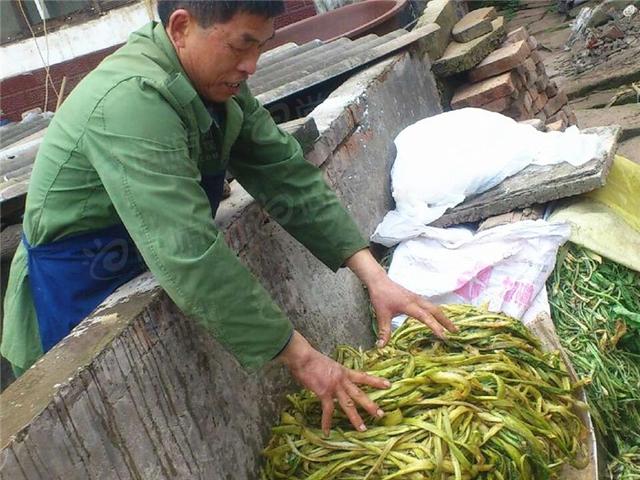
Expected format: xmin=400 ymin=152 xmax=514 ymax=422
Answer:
xmin=548 ymin=244 xmax=640 ymax=479
xmin=262 ymin=305 xmax=588 ymax=479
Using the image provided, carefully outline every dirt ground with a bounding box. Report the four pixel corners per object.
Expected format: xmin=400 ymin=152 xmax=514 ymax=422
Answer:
xmin=506 ymin=0 xmax=640 ymax=164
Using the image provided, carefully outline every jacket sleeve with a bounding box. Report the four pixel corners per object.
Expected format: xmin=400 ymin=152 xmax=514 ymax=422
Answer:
xmin=82 ymin=78 xmax=292 ymax=370
xmin=228 ymin=85 xmax=368 ymax=272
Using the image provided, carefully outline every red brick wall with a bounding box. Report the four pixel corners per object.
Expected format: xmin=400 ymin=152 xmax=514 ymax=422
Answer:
xmin=0 ymin=2 xmax=317 ymax=122
xmin=1 ymin=45 xmax=120 ymax=122
xmin=275 ymin=0 xmax=317 ymax=29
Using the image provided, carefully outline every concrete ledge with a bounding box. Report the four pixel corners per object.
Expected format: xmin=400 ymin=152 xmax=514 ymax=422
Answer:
xmin=0 ymin=50 xmax=443 ymax=479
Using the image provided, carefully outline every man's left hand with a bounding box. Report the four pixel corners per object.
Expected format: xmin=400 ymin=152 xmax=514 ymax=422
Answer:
xmin=345 ymin=249 xmax=457 ymax=347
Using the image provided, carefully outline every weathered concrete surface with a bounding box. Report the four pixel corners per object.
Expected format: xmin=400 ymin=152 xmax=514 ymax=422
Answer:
xmin=278 ymin=116 xmax=319 ymax=153
xmin=0 ymin=50 xmax=443 ymax=480
xmin=432 ymin=16 xmax=506 ymax=77
xmin=432 ymin=126 xmax=621 ymax=227
xmin=561 ymin=48 xmax=640 ymax=100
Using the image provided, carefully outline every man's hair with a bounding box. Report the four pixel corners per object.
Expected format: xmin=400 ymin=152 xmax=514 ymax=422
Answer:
xmin=157 ymin=1 xmax=285 ymax=27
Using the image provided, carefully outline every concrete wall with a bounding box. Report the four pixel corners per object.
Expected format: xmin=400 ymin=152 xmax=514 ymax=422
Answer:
xmin=0 ymin=47 xmax=442 ymax=479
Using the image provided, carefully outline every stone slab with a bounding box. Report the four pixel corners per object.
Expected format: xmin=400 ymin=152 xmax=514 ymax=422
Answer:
xmin=416 ymin=0 xmax=459 ymax=60
xmin=574 ymin=104 xmax=640 ymax=141
xmin=451 ymin=7 xmax=496 ymax=43
xmin=432 ymin=16 xmax=506 ymax=77
xmin=468 ymin=39 xmax=531 ymax=82
xmin=431 ymin=126 xmax=621 ymax=227
xmin=451 ymin=70 xmax=516 ymax=109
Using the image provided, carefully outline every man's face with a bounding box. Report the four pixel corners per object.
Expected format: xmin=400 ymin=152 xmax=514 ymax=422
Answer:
xmin=168 ymin=11 xmax=275 ymax=103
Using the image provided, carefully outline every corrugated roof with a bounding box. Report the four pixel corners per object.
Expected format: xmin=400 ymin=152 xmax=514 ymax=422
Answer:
xmin=250 ymin=26 xmax=437 ymax=106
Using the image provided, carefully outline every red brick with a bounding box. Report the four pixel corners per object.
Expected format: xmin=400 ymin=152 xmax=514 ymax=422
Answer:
xmin=527 ymin=87 xmax=540 ymax=107
xmin=533 ymin=92 xmax=548 ymax=113
xmin=535 ymin=74 xmax=549 ymax=93
xmin=562 ymin=106 xmax=578 ymax=126
xmin=543 ymin=90 xmax=568 ymax=117
xmin=546 ymin=81 xmax=559 ymax=98
xmin=483 ymin=95 xmax=512 ymax=113
xmin=547 ymin=110 xmax=569 ymax=125
xmin=468 ymin=40 xmax=531 ymax=82
xmin=602 ymin=25 xmax=624 ymax=40
xmin=506 ymin=26 xmax=529 ymax=44
xmin=529 ymin=50 xmax=542 ymax=64
xmin=522 ymin=91 xmax=533 ymax=112
xmin=451 ymin=71 xmax=517 ymax=109
xmin=509 ymin=94 xmax=534 ymax=120
xmin=516 ymin=58 xmax=538 ymax=87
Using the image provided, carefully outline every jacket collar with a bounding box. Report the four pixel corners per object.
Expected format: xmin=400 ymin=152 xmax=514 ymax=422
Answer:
xmin=150 ymin=22 xmax=213 ymax=133
xmin=131 ymin=22 xmax=245 ymax=143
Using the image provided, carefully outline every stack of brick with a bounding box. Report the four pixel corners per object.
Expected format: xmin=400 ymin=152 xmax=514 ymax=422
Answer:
xmin=450 ymin=26 xmax=578 ymax=131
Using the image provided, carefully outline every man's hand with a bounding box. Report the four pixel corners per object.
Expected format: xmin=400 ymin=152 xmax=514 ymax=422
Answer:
xmin=279 ymin=331 xmax=390 ymax=436
xmin=345 ymin=249 xmax=458 ymax=347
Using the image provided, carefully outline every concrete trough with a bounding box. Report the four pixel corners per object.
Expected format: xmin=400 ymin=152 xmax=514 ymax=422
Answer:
xmin=0 ymin=48 xmax=442 ymax=479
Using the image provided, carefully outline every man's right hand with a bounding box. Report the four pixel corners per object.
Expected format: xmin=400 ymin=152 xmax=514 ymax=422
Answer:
xmin=278 ymin=331 xmax=391 ymax=436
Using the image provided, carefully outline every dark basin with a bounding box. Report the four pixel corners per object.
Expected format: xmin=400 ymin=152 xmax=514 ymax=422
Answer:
xmin=265 ymin=0 xmax=412 ymax=51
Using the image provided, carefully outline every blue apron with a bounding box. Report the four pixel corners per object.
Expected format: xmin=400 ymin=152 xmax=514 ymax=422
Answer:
xmin=24 ymin=172 xmax=226 ymax=353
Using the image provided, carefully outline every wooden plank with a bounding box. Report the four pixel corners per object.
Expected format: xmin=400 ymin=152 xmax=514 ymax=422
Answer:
xmin=0 ymin=117 xmax=50 ymax=149
xmin=431 ymin=126 xmax=621 ymax=227
xmin=1 ymin=223 xmax=22 ymax=262
xmin=0 ymin=136 xmax=42 ymax=177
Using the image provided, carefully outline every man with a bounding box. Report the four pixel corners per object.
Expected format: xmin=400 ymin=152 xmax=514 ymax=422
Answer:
xmin=2 ymin=0 xmax=455 ymax=434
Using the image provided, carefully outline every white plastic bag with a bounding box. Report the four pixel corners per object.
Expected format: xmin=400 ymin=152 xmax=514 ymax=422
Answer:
xmin=381 ymin=220 xmax=570 ymax=329
xmin=375 ymin=108 xmax=608 ymax=236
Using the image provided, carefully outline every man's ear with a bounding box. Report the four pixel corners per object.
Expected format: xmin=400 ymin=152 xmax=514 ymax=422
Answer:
xmin=166 ymin=9 xmax=194 ymax=49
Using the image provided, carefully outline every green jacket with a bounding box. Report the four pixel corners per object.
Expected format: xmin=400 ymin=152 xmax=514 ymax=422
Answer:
xmin=1 ymin=22 xmax=367 ymax=372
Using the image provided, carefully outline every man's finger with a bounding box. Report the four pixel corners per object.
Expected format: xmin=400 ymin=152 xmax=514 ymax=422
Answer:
xmin=336 ymin=388 xmax=366 ymax=432
xmin=422 ymin=299 xmax=458 ymax=333
xmin=348 ymin=369 xmax=391 ymax=390
xmin=406 ymin=304 xmax=447 ymax=339
xmin=343 ymin=380 xmax=383 ymax=419
xmin=376 ymin=321 xmax=391 ymax=348
xmin=320 ymin=397 xmax=335 ymax=437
